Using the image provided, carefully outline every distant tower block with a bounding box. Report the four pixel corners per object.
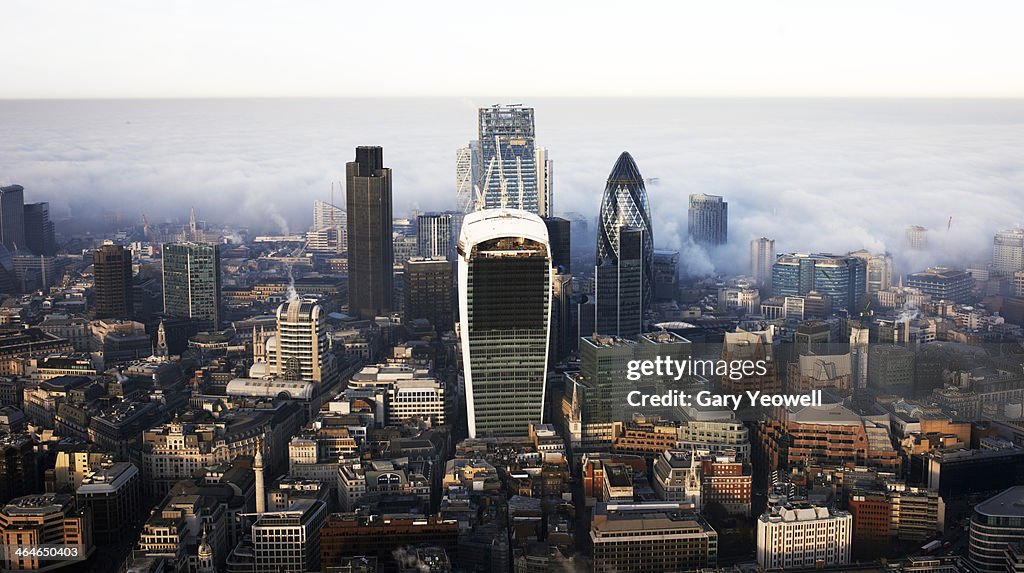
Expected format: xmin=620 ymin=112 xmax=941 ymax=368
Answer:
xmin=906 ymin=225 xmax=928 ymax=250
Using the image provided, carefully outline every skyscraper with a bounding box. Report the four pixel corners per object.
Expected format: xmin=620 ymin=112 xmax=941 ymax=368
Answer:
xmin=906 ymin=225 xmax=928 ymax=250
xmin=750 ymin=238 xmax=776 ymax=287
xmin=850 ymin=250 xmax=894 ymax=293
xmin=993 ymin=228 xmax=1024 ymax=275
xmin=93 ymin=242 xmax=134 ymax=320
xmin=161 ymin=241 xmax=221 ymax=331
xmin=455 ymin=141 xmax=479 ymax=213
xmin=310 ymin=199 xmax=346 ymax=253
xmin=275 ymin=298 xmax=332 ymax=383
xmin=688 ymin=194 xmax=728 ymax=246
xmin=417 ymin=212 xmax=454 ymax=260
xmin=596 ymin=152 xmax=653 ymax=335
xmin=346 ymin=146 xmax=393 ymax=319
xmin=23 ymin=202 xmax=56 ymax=256
xmin=0 ymin=186 xmax=26 ymax=252
xmin=543 ymin=216 xmax=571 ymax=272
xmin=476 ymin=105 xmax=553 ymax=217
xmin=458 ymin=209 xmax=551 ymax=438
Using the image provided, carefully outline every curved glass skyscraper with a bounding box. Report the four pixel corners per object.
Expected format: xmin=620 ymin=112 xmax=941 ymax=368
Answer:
xmin=595 ymin=152 xmax=653 ymax=337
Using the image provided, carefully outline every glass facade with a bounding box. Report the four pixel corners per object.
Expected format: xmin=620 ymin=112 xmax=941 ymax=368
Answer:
xmin=596 ymin=152 xmax=653 ymax=328
xmin=161 ymin=241 xmax=221 ymax=330
xmin=478 ymin=105 xmax=539 ymax=213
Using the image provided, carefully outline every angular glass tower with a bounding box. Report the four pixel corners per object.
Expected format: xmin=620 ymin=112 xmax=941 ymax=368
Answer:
xmin=595 ymin=152 xmax=653 ymax=335
xmin=477 ymin=105 xmax=549 ymax=215
xmin=458 ymin=209 xmax=551 ymax=438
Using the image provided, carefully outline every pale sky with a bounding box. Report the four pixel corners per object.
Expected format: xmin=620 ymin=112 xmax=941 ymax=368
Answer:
xmin=4 ymin=0 xmax=1024 ymax=98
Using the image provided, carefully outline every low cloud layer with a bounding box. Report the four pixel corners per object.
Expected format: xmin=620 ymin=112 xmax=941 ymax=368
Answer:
xmin=1 ymin=98 xmax=1021 ymax=277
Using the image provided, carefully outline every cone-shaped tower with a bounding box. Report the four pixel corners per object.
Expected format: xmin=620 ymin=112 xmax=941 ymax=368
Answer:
xmin=595 ymin=152 xmax=653 ymax=336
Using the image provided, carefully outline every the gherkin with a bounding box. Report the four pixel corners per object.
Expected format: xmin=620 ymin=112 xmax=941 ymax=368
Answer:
xmin=595 ymin=152 xmax=653 ymax=336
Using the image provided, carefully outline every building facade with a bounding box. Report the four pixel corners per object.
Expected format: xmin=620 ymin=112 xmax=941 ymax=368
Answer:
xmin=346 ymin=146 xmax=393 ymax=319
xmin=162 ymin=241 xmax=221 ymax=330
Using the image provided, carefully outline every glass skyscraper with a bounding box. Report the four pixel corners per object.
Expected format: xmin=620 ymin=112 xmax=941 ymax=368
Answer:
xmin=458 ymin=209 xmax=551 ymax=438
xmin=595 ymin=152 xmax=653 ymax=336
xmin=476 ymin=105 xmax=552 ymax=217
xmin=688 ymin=193 xmax=728 ymax=246
xmin=161 ymin=241 xmax=221 ymax=330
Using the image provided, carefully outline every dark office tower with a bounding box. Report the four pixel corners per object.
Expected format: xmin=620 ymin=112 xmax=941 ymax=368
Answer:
xmin=544 ymin=217 xmax=571 ymax=273
xmin=596 ymin=153 xmax=650 ymax=338
xmin=0 ymin=186 xmax=26 ymax=252
xmin=346 ymin=146 xmax=394 ymax=319
xmin=24 ymin=203 xmax=56 ymax=256
xmin=653 ymin=250 xmax=679 ymax=302
xmin=595 ymin=226 xmax=645 ymax=338
xmin=404 ymin=257 xmax=454 ymax=332
xmin=688 ymin=193 xmax=728 ymax=246
xmin=93 ymin=243 xmax=134 ymax=319
xmin=550 ymin=271 xmax=574 ymax=363
xmin=161 ymin=242 xmax=221 ymax=331
xmin=459 ymin=209 xmax=551 ymax=439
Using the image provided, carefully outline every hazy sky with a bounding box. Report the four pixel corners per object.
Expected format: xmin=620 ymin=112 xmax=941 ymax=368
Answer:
xmin=4 ymin=0 xmax=1024 ymax=98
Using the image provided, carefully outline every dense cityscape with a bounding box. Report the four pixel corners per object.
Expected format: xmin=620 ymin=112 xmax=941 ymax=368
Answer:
xmin=0 ymin=102 xmax=1023 ymax=573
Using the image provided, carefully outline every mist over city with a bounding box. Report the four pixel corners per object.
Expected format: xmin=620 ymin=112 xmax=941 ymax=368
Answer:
xmin=3 ymin=97 xmax=1021 ymax=277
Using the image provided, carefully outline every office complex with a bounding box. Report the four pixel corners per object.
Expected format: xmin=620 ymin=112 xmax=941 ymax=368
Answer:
xmin=994 ymin=228 xmax=1024 ymax=274
xmin=0 ymin=185 xmax=25 ymax=252
xmin=756 ymin=503 xmax=852 ymax=569
xmin=653 ymin=250 xmax=679 ymax=301
xmin=591 ymin=503 xmax=718 ymax=572
xmin=455 ymin=141 xmax=479 ymax=213
xmin=458 ymin=209 xmax=551 ymax=438
xmin=850 ymin=250 xmax=895 ymax=294
xmin=771 ymin=253 xmax=867 ymax=314
xmin=751 ymin=237 xmax=776 ymax=287
xmin=544 ymin=216 xmax=571 ymax=272
xmin=970 ymin=487 xmax=1024 ymax=573
xmin=476 ymin=105 xmax=552 ymax=217
xmin=688 ymin=193 xmax=728 ymax=246
xmin=308 ymin=199 xmax=346 ymax=254
xmin=906 ymin=267 xmax=974 ymax=303
xmin=595 ymin=152 xmax=653 ymax=336
xmin=403 ymin=257 xmax=454 ymax=331
xmin=92 ymin=243 xmax=134 ymax=320
xmin=346 ymin=146 xmax=393 ymax=319
xmin=75 ymin=461 xmax=140 ymax=545
xmin=251 ymin=499 xmax=326 ymax=573
xmin=162 ymin=241 xmax=221 ymax=330
xmin=416 ymin=212 xmax=455 ymax=260
xmin=0 ymin=493 xmax=93 ymax=570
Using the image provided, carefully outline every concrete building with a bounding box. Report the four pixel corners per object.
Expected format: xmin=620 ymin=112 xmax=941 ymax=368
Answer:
xmin=0 ymin=493 xmax=93 ymax=570
xmin=403 ymin=257 xmax=453 ymax=332
xmin=93 ymin=242 xmax=134 ymax=320
xmin=75 ymin=461 xmax=141 ymax=545
xmin=994 ymin=228 xmax=1024 ymax=275
xmin=751 ymin=237 xmax=776 ymax=287
xmin=756 ymin=503 xmax=852 ymax=569
xmin=591 ymin=502 xmax=717 ymax=572
xmin=251 ymin=499 xmax=326 ymax=572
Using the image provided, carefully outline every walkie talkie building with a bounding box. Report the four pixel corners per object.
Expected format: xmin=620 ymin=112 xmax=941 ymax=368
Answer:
xmin=458 ymin=209 xmax=551 ymax=438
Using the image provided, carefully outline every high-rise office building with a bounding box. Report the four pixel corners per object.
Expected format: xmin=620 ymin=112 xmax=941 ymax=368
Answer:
xmin=771 ymin=253 xmax=867 ymax=314
xmin=417 ymin=212 xmax=454 ymax=260
xmin=309 ymin=199 xmax=346 ymax=253
xmin=653 ymin=250 xmax=679 ymax=302
xmin=751 ymin=238 xmax=776 ymax=287
xmin=848 ymin=251 xmax=894 ymax=294
xmin=162 ymin=241 xmax=221 ymax=331
xmin=993 ymin=228 xmax=1024 ymax=275
xmin=404 ymin=257 xmax=453 ymax=331
xmin=458 ymin=209 xmax=551 ymax=438
xmin=251 ymin=499 xmax=326 ymax=573
xmin=595 ymin=227 xmax=645 ymax=338
xmin=346 ymin=146 xmax=393 ymax=319
xmin=550 ymin=270 xmax=574 ymax=362
xmin=596 ymin=152 xmax=653 ymax=334
xmin=23 ymin=202 xmax=56 ymax=256
xmin=544 ymin=216 xmax=571 ymax=272
xmin=0 ymin=186 xmax=26 ymax=252
xmin=688 ymin=194 xmax=728 ymax=246
xmin=274 ymin=298 xmax=331 ymax=383
xmin=906 ymin=225 xmax=928 ymax=250
xmin=476 ymin=105 xmax=553 ymax=217
xmin=906 ymin=267 xmax=974 ymax=303
xmin=455 ymin=141 xmax=479 ymax=213
xmin=93 ymin=242 xmax=134 ymax=320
